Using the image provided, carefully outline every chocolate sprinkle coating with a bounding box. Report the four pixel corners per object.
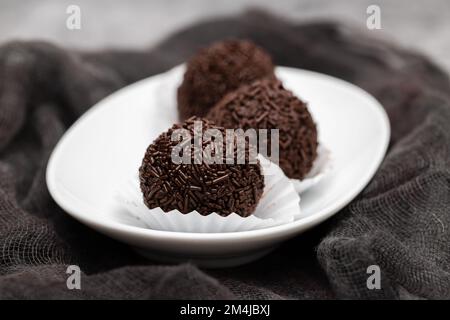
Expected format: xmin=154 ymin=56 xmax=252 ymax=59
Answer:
xmin=139 ymin=117 xmax=264 ymax=217
xmin=207 ymin=79 xmax=318 ymax=180
xmin=177 ymin=39 xmax=275 ymax=121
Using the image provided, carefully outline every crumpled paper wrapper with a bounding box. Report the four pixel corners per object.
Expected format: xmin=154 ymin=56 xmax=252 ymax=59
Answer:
xmin=290 ymin=144 xmax=332 ymax=193
xmin=116 ymin=155 xmax=302 ymax=233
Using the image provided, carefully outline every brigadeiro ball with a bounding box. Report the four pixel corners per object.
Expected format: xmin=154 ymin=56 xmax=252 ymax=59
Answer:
xmin=207 ymin=79 xmax=318 ymax=180
xmin=177 ymin=39 xmax=275 ymax=121
xmin=139 ymin=117 xmax=264 ymax=217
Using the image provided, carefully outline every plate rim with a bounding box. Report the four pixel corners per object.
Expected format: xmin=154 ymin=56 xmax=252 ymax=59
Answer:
xmin=46 ymin=65 xmax=390 ymax=242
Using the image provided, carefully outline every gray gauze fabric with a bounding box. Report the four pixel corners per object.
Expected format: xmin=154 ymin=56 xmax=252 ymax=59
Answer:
xmin=0 ymin=11 xmax=449 ymax=299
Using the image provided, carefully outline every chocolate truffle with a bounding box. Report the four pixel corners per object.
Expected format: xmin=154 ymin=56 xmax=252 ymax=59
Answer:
xmin=177 ymin=39 xmax=275 ymax=121
xmin=207 ymin=79 xmax=318 ymax=180
xmin=139 ymin=117 xmax=264 ymax=217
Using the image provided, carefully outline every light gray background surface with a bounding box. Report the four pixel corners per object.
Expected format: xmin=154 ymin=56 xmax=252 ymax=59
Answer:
xmin=1 ymin=0 xmax=449 ymax=73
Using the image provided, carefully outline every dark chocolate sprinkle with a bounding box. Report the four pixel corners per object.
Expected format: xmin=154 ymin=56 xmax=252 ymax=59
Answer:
xmin=177 ymin=40 xmax=275 ymax=121
xmin=207 ymin=78 xmax=318 ymax=179
xmin=139 ymin=117 xmax=264 ymax=217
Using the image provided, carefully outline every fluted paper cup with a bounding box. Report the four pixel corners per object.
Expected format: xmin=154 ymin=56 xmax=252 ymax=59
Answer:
xmin=115 ymin=155 xmax=301 ymax=233
xmin=290 ymin=144 xmax=332 ymax=194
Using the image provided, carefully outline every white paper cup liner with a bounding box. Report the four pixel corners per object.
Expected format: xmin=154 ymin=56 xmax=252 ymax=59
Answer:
xmin=115 ymin=155 xmax=302 ymax=233
xmin=290 ymin=144 xmax=332 ymax=194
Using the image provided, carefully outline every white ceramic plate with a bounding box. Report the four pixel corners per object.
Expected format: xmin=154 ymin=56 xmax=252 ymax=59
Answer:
xmin=46 ymin=65 xmax=390 ymax=268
